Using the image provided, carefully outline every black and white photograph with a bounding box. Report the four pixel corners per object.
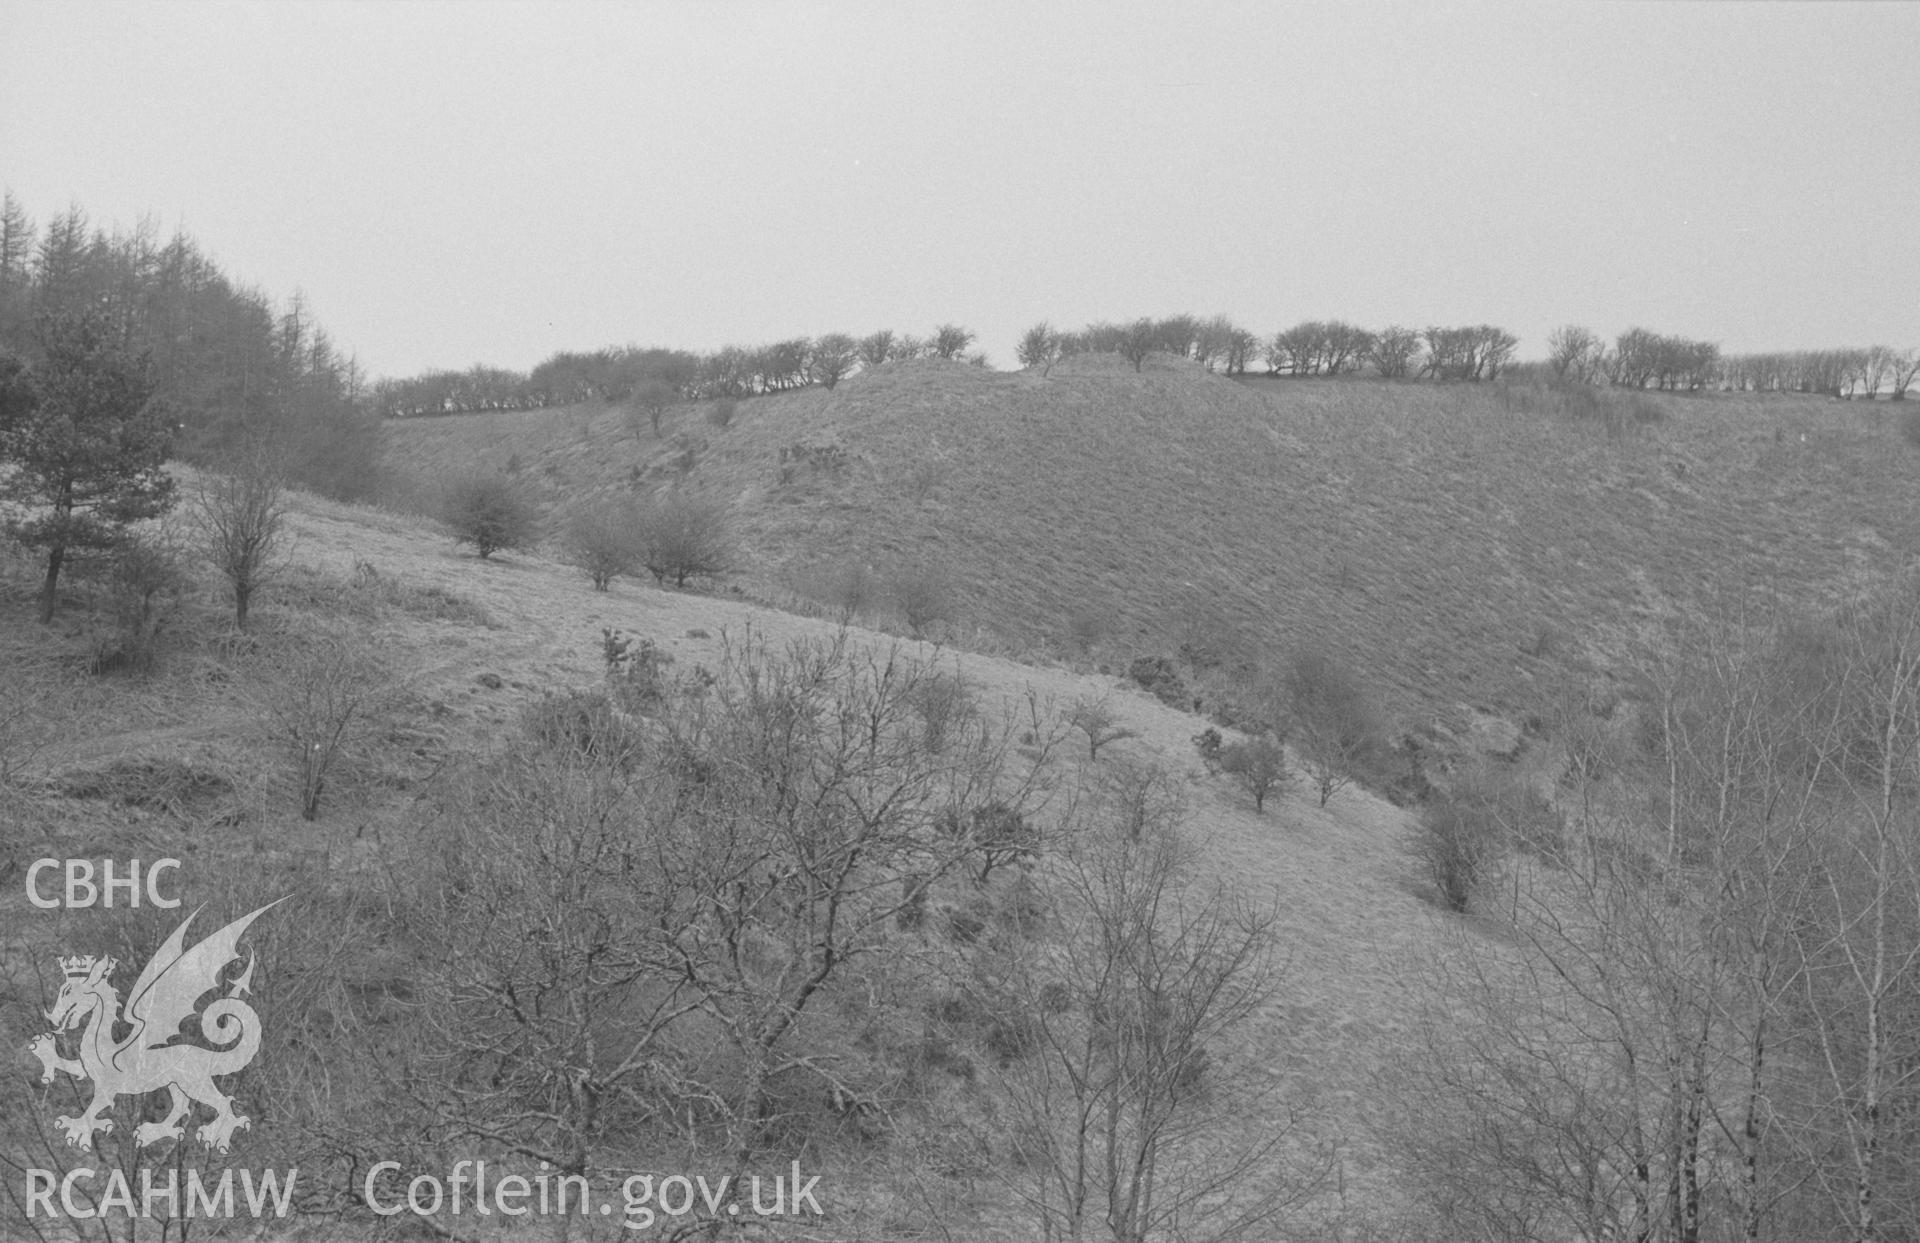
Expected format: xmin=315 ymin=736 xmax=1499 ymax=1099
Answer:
xmin=3 ymin=2 xmax=1919 ymax=1238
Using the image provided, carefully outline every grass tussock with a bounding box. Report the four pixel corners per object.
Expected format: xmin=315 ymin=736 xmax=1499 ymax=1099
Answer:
xmin=54 ymin=756 xmax=235 ymax=818
xmin=272 ymin=560 xmax=496 ymax=628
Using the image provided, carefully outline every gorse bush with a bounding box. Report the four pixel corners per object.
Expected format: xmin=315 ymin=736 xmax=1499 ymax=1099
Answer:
xmin=1128 ymin=655 xmax=1188 ymax=708
xmin=1192 ymin=727 xmax=1225 ymax=774
xmin=441 ymin=470 xmax=539 ymax=558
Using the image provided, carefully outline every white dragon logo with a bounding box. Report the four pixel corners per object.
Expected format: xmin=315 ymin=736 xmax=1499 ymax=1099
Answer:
xmin=27 ymin=899 xmax=282 ymax=1154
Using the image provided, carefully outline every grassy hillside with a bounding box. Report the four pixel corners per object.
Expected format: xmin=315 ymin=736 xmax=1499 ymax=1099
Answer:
xmin=1 ymin=480 xmax=1437 ymax=1237
xmin=386 ymin=354 xmax=1920 ymax=750
xmin=9 ymin=363 xmax=1913 ymax=1236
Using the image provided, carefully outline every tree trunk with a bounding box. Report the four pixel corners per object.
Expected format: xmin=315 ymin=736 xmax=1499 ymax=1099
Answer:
xmin=38 ymin=543 xmax=64 ymax=622
xmin=1742 ymin=1012 xmax=1767 ymax=1241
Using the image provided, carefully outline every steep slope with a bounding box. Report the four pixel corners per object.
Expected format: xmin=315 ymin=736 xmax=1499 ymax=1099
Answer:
xmin=2 ymin=483 xmax=1435 ymax=1229
xmin=384 ymin=355 xmax=1920 ymax=742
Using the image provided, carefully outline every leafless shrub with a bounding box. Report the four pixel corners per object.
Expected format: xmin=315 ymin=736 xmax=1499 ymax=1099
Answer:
xmin=1409 ymin=768 xmax=1555 ymax=912
xmin=890 ymin=562 xmax=956 ymax=638
xmin=559 ymin=500 xmax=641 ymax=590
xmin=254 ymin=626 xmax=404 ymax=820
xmin=382 ymin=629 xmax=1050 ymax=1198
xmin=1093 ymin=755 xmax=1187 ymax=842
xmin=626 ymin=378 xmax=678 ymax=439
xmin=87 ymin=532 xmax=191 ymax=676
xmin=520 ymin=687 xmax=644 ymax=770
xmin=193 ymin=460 xmax=288 ymax=629
xmin=906 ymin=665 xmax=976 ymax=752
xmin=822 ymin=559 xmax=878 ymax=622
xmin=1218 ymin=733 xmax=1292 ymax=814
xmin=1281 ymin=647 xmax=1384 ymax=807
xmin=440 ymin=469 xmax=539 ymax=559
xmin=634 ymin=491 xmax=733 ymax=587
xmin=1064 ymin=603 xmax=1109 ymax=654
xmin=930 ymin=324 xmax=976 ymax=359
xmin=1066 ymin=696 xmax=1138 ymax=760
xmin=1016 ymin=322 xmax=1062 ymax=375
xmin=937 ymin=799 xmax=1040 ymax=887
xmin=981 ymin=824 xmax=1326 ymax=1242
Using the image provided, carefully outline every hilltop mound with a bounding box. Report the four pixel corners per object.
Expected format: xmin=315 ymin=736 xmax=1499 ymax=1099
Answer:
xmin=384 ymin=358 xmax=1920 ymax=750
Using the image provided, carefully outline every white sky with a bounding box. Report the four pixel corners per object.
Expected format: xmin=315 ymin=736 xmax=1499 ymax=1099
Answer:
xmin=3 ymin=1 xmax=1915 ymax=379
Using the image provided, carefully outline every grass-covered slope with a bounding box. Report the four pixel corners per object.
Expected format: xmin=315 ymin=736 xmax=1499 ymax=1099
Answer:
xmin=0 ymin=482 xmax=1434 ymax=1232
xmin=384 ymin=354 xmax=1920 ymax=738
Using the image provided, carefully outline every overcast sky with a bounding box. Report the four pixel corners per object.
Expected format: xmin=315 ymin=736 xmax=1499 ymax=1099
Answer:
xmin=3 ymin=1 xmax=1915 ymax=379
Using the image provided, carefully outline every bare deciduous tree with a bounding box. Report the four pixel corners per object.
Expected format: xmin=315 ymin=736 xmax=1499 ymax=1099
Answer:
xmin=889 ymin=562 xmax=956 ymax=638
xmin=1368 ymin=325 xmax=1422 ymax=379
xmin=983 ymin=822 xmax=1324 ymax=1243
xmin=441 ymin=469 xmax=539 ymax=559
xmin=193 ymin=456 xmax=288 ymax=629
xmin=1391 ymin=588 xmax=1920 ymax=1239
xmin=809 ymin=333 xmax=858 ymax=389
xmin=1888 ymin=348 xmax=1919 ymax=401
xmin=628 ymin=378 xmax=678 ymax=439
xmin=1281 ymin=648 xmax=1381 ymax=807
xmin=930 ymin=324 xmax=975 ymax=360
xmin=256 ymin=627 xmax=403 ymax=820
xmin=559 ymin=499 xmax=641 ymax=590
xmin=1066 ymin=695 xmax=1138 ymax=760
xmin=1119 ymin=317 xmax=1157 ymax=372
xmin=390 ymin=631 xmax=1055 ymax=1211
xmin=634 ymin=491 xmax=733 ymax=587
xmin=1016 ymin=322 xmax=1062 ymax=374
xmin=1223 ymin=323 xmax=1262 ymax=377
xmin=1219 ymin=734 xmax=1291 ymax=813
xmin=857 ymin=329 xmax=896 ymax=370
xmin=1546 ymin=325 xmax=1602 ymax=382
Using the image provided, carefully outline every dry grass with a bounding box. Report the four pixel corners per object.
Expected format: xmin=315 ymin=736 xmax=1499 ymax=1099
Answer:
xmin=386 ymin=358 xmax=1920 ymax=745
xmin=2 ymin=459 xmax=1446 ymax=1223
xmin=8 ymin=364 xmax=1908 ymax=1231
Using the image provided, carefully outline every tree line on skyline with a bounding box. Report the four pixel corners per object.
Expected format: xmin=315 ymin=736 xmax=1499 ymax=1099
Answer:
xmin=366 ymin=325 xmax=989 ymax=417
xmin=1549 ymin=324 xmax=1919 ymax=399
xmin=5 ymin=192 xmax=1912 ymax=441
xmin=382 ymin=313 xmax=1919 ymax=421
